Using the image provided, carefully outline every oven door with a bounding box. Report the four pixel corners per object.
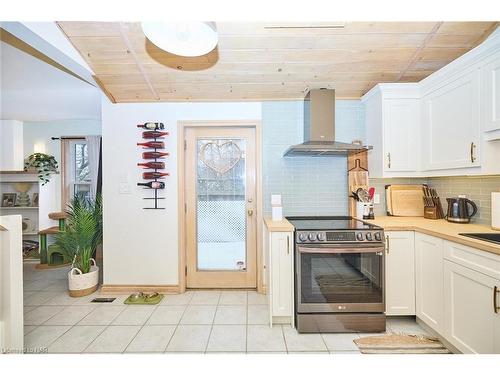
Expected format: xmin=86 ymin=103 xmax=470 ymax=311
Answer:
xmin=296 ymin=244 xmax=385 ymax=314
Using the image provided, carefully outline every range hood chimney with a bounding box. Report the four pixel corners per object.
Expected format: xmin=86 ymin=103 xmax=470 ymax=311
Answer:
xmin=283 ymin=89 xmax=372 ymax=157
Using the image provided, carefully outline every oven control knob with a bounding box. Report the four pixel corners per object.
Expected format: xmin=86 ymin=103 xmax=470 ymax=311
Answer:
xmin=317 ymin=233 xmax=325 ymax=241
xmin=374 ymin=232 xmax=382 ymax=241
xmin=356 ymin=232 xmax=364 ymax=241
xmin=298 ymin=233 xmax=306 ymax=242
xmin=366 ymin=232 xmax=373 ymax=241
xmin=308 ymin=233 xmax=316 ymax=241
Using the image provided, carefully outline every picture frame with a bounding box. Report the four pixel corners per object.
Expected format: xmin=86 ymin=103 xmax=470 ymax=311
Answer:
xmin=2 ymin=193 xmax=17 ymax=207
xmin=32 ymin=193 xmax=39 ymax=207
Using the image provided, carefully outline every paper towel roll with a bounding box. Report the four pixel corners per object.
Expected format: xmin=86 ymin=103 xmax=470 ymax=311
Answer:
xmin=492 ymin=192 xmax=500 ymax=230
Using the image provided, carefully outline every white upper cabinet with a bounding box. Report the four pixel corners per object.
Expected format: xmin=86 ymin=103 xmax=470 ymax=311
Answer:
xmin=363 ymin=84 xmax=420 ymax=178
xmin=363 ymin=28 xmax=500 ymax=177
xmin=421 ymin=69 xmax=481 ymax=171
xmin=482 ymin=50 xmax=500 ymax=140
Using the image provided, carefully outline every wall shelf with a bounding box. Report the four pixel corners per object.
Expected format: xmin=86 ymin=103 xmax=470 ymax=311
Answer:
xmin=0 ymin=206 xmax=39 ymax=210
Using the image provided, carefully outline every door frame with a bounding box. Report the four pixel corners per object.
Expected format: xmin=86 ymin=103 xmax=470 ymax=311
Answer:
xmin=177 ymin=120 xmax=263 ymax=293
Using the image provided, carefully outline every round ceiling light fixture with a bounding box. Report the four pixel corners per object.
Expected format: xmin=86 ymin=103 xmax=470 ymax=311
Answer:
xmin=141 ymin=22 xmax=218 ymax=57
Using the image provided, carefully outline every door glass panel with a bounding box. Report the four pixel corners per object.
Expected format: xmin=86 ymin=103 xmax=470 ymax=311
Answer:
xmin=300 ymin=252 xmax=383 ymax=304
xmin=196 ymin=138 xmax=246 ymax=271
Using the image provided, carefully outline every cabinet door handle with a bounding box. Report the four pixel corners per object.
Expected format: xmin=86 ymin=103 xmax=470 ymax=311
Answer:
xmin=470 ymin=142 xmax=476 ymax=163
xmin=286 ymin=235 xmax=290 ymax=254
xmin=494 ymin=286 xmax=499 ymax=314
xmin=387 ymin=153 xmax=391 ymax=169
xmin=385 ymin=235 xmax=390 ymax=254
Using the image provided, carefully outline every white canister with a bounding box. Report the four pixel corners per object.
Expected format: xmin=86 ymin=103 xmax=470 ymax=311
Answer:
xmin=492 ymin=192 xmax=500 ymax=231
xmin=356 ymin=201 xmax=365 ymax=220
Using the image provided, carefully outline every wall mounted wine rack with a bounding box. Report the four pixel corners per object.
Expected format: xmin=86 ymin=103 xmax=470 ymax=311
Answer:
xmin=136 ymin=122 xmax=169 ymax=210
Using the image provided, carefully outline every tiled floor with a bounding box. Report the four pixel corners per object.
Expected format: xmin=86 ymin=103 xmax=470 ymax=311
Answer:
xmin=22 ymin=262 xmax=430 ymax=354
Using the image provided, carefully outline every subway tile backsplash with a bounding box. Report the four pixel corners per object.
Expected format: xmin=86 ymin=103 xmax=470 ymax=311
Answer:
xmin=371 ymin=176 xmax=500 ymax=225
xmin=262 ymin=100 xmax=365 ymax=216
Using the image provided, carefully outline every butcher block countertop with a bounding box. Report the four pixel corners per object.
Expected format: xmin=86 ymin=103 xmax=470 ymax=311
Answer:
xmin=264 ymin=218 xmax=294 ymax=232
xmin=365 ymin=216 xmax=500 ymax=256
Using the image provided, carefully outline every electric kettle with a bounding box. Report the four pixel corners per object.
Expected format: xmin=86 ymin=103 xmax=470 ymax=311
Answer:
xmin=446 ymin=197 xmax=478 ymax=223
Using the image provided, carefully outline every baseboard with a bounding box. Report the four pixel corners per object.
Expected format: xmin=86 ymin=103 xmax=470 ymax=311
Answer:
xmin=100 ymin=284 xmax=180 ymax=295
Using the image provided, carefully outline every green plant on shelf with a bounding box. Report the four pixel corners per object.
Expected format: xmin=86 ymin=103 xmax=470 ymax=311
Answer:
xmin=24 ymin=153 xmax=59 ymax=185
xmin=55 ymin=194 xmax=102 ymax=274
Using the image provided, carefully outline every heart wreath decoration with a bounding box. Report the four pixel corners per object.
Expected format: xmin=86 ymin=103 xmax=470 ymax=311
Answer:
xmin=199 ymin=141 xmax=242 ymax=174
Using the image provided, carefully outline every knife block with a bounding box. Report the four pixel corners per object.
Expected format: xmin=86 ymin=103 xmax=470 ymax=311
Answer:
xmin=424 ymin=206 xmax=440 ymax=220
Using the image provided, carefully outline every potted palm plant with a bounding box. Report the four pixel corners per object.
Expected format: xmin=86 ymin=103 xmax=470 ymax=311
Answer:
xmin=55 ymin=195 xmax=103 ymax=297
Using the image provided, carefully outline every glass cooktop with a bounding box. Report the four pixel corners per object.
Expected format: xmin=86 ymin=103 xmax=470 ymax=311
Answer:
xmin=459 ymin=233 xmax=500 ymax=245
xmin=286 ymin=216 xmax=382 ymax=231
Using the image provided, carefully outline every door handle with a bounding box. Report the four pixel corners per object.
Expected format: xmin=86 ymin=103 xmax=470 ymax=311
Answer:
xmin=387 ymin=153 xmax=391 ymax=169
xmin=385 ymin=235 xmax=390 ymax=254
xmin=287 ymin=235 xmax=290 ymax=254
xmin=470 ymin=142 xmax=476 ymax=163
xmin=494 ymin=286 xmax=499 ymax=314
xmin=247 ymin=209 xmax=254 ymax=216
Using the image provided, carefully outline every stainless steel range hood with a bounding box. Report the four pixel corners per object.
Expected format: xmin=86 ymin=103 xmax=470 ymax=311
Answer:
xmin=283 ymin=89 xmax=372 ymax=157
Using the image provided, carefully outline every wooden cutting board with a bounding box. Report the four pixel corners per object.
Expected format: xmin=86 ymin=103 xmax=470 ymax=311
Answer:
xmin=386 ymin=185 xmax=425 ymax=217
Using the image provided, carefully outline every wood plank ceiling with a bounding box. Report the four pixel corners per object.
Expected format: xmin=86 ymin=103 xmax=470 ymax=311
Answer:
xmin=57 ymin=22 xmax=499 ymax=102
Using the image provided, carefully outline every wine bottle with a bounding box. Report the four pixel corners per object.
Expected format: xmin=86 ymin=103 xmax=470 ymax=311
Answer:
xmin=137 ymin=181 xmax=165 ymax=189
xmin=137 ymin=122 xmax=164 ymax=130
xmin=142 ymin=152 xmax=169 ymax=159
xmin=142 ymin=131 xmax=169 ymax=139
xmin=137 ymin=161 xmax=165 ymax=169
xmin=137 ymin=141 xmax=164 ymax=149
xmin=143 ymin=172 xmax=170 ymax=179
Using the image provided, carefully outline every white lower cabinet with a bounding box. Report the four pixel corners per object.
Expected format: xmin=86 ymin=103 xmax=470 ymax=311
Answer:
xmin=266 ymin=230 xmax=294 ymax=326
xmin=385 ymin=231 xmax=415 ymax=315
xmin=444 ymin=260 xmax=500 ymax=353
xmin=415 ymin=233 xmax=444 ymax=334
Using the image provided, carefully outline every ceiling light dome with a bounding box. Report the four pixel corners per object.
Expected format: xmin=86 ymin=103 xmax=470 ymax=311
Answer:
xmin=141 ymin=22 xmax=218 ymax=57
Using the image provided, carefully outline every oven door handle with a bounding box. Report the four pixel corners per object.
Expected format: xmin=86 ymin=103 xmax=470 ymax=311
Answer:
xmin=297 ymin=246 xmax=385 ymax=254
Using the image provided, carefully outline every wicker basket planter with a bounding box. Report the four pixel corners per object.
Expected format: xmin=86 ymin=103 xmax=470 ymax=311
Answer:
xmin=68 ymin=258 xmax=99 ymax=297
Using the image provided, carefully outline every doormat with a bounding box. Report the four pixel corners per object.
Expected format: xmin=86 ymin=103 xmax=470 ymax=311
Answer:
xmin=124 ymin=293 xmax=164 ymax=305
xmin=354 ymin=334 xmax=451 ymax=354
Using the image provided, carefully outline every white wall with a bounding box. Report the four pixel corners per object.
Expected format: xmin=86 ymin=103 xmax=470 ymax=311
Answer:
xmin=102 ymin=98 xmax=261 ymax=285
xmin=0 ymin=120 xmax=24 ymax=171
xmin=23 ymin=120 xmax=101 ymax=228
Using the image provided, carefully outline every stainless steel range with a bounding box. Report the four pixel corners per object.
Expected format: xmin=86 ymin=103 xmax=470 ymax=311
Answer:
xmin=287 ymin=216 xmax=386 ymax=333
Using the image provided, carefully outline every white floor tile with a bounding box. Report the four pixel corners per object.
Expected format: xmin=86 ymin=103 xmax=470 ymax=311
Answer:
xmin=180 ymin=305 xmax=216 ymax=324
xmin=219 ymin=291 xmax=247 ymax=305
xmin=24 ymin=326 xmax=70 ymax=351
xmin=24 ymin=306 xmax=66 ymax=325
xmin=321 ymin=333 xmax=360 ymax=351
xmin=247 ymin=325 xmax=286 ymax=352
xmin=387 ymin=317 xmax=428 ymax=335
xmin=48 ymin=326 xmax=106 ymax=353
xmin=247 ymin=291 xmax=268 ymax=305
xmin=111 ymin=306 xmax=156 ymax=325
xmin=84 ymin=325 xmax=141 ymax=353
xmin=166 ymin=325 xmax=211 ymax=352
xmin=77 ymin=305 xmax=126 ymax=325
xmin=24 ymin=325 xmax=39 ymax=335
xmin=329 ymin=350 xmax=361 ymax=354
xmin=247 ymin=304 xmax=269 ymax=324
xmin=44 ymin=292 xmax=78 ymax=306
xmin=214 ymin=305 xmax=247 ymax=325
xmin=125 ymin=325 xmax=176 ymax=352
xmin=190 ymin=291 xmax=221 ymax=305
xmin=282 ymin=326 xmax=328 ymax=352
xmin=147 ymin=305 xmax=186 ymax=325
xmin=160 ymin=292 xmax=194 ymax=305
xmin=43 ymin=305 xmax=96 ymax=326
xmin=24 ymin=291 xmax=59 ymax=306
xmin=206 ymin=325 xmax=246 ymax=352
